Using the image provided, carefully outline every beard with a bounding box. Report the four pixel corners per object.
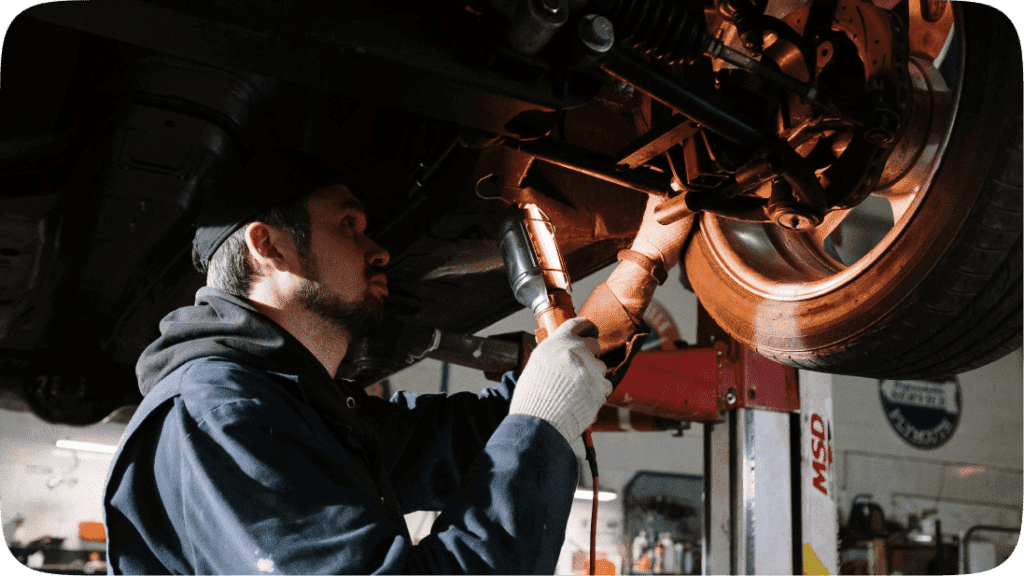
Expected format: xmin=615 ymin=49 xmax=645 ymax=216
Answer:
xmin=296 ymin=257 xmax=385 ymax=340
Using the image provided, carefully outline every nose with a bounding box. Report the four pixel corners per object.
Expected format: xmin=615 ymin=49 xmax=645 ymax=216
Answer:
xmin=365 ymin=236 xmax=390 ymax=268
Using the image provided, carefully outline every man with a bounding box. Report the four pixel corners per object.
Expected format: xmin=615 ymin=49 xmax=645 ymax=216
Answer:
xmin=103 ymin=149 xmax=689 ymax=574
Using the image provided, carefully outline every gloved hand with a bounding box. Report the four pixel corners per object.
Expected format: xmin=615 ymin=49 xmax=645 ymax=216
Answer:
xmin=509 ymin=317 xmax=612 ymax=443
xmin=629 ymin=194 xmax=695 ymax=271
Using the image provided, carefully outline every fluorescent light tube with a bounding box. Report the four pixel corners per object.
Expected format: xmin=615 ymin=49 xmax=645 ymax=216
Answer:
xmin=574 ymin=488 xmax=617 ymax=501
xmin=55 ymin=440 xmax=117 ymax=454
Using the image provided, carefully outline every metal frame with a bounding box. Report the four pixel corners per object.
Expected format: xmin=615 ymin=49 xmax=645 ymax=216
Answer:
xmin=959 ymin=525 xmax=1021 ymax=574
xmin=611 ymin=306 xmax=836 ymax=575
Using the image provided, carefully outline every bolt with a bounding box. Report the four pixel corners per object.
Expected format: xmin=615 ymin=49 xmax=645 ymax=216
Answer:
xmin=865 ymin=111 xmax=898 ymax=145
xmin=778 ymin=211 xmax=816 ymax=231
xmin=774 ymin=209 xmax=817 ymax=231
xmin=579 ymin=14 xmax=614 ymax=55
xmin=726 ymin=388 xmax=737 ymax=405
xmin=769 ymin=202 xmax=820 ymax=231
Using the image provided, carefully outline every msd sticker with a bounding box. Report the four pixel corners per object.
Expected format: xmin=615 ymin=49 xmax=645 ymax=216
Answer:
xmin=809 ymin=412 xmax=834 ymax=497
xmin=879 ymin=378 xmax=961 ymax=450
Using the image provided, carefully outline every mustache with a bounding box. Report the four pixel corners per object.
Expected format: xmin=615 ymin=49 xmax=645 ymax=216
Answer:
xmin=367 ymin=266 xmax=387 ymax=278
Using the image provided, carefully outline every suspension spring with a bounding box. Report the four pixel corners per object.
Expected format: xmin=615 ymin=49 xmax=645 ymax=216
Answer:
xmin=598 ymin=0 xmax=709 ymax=66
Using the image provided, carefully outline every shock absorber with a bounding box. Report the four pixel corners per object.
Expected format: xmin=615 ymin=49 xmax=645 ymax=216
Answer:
xmin=716 ymin=0 xmax=770 ymax=56
xmin=594 ymin=0 xmax=710 ymax=65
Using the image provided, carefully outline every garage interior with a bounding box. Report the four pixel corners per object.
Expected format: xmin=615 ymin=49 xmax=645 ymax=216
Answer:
xmin=1 ymin=0 xmax=1022 ymax=574
xmin=3 ymin=262 xmax=1021 ymax=574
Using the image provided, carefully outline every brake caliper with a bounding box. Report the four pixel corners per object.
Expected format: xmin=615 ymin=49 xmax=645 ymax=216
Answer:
xmin=771 ymin=0 xmax=912 ymax=211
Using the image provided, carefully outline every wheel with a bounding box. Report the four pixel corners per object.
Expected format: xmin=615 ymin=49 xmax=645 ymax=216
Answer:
xmin=684 ymin=2 xmax=1022 ymax=379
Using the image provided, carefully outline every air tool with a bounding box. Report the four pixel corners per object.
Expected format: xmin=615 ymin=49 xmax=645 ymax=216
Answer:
xmin=499 ymin=203 xmax=601 ymax=576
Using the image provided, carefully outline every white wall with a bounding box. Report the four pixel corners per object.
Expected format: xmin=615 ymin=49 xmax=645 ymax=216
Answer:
xmin=0 ymin=410 xmax=126 ymax=550
xmin=831 ymin=349 xmax=1024 ymax=537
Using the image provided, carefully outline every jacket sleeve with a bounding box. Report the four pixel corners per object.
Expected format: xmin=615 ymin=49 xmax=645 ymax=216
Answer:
xmin=175 ymin=366 xmax=577 ymax=574
xmin=363 ymin=374 xmax=517 ymax=513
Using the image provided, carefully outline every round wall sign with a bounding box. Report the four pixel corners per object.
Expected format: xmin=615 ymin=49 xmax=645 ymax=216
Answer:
xmin=878 ymin=378 xmax=961 ymax=450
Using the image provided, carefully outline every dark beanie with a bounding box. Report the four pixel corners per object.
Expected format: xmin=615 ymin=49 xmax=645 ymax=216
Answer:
xmin=193 ymin=149 xmax=348 ymax=270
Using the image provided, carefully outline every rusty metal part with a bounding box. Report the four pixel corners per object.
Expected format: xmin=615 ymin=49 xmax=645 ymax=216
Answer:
xmin=692 ymin=9 xmax=962 ymax=303
xmin=774 ymin=0 xmax=912 ymax=211
xmin=768 ymin=181 xmax=821 ymax=231
xmin=681 ymin=132 xmax=730 ymax=189
xmin=875 ymin=55 xmax=954 ymax=198
xmin=815 ymin=40 xmax=834 ymax=69
xmin=600 ymin=46 xmax=774 ymax=146
xmin=785 ymin=0 xmax=905 ymax=84
xmin=598 ymin=42 xmax=833 ymax=220
xmin=909 ymin=0 xmax=956 ymax=63
xmin=653 ymin=192 xmax=696 ymax=225
xmin=706 ymin=37 xmax=819 ymax=100
xmin=732 ymin=156 xmax=779 ymax=194
xmin=422 ymin=330 xmax=524 ymax=374
xmin=715 ymin=0 xmax=771 ymax=56
xmin=499 ymin=136 xmax=672 ymax=197
xmin=615 ymin=115 xmax=701 ymax=169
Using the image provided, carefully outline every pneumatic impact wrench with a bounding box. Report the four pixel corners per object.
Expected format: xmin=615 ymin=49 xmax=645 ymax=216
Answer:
xmin=499 ymin=203 xmax=601 ymax=576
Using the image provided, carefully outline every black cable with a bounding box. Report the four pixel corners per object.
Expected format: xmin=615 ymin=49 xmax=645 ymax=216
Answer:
xmin=583 ymin=430 xmax=599 ymax=576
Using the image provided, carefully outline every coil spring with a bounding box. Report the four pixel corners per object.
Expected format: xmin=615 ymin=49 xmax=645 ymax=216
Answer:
xmin=602 ymin=0 xmax=708 ymax=66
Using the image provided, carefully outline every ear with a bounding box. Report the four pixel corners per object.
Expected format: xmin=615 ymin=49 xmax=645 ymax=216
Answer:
xmin=243 ymin=221 xmax=298 ymax=274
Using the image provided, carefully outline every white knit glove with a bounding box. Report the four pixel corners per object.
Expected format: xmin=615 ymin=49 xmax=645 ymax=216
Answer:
xmin=629 ymin=194 xmax=694 ymax=271
xmin=509 ymin=318 xmax=612 ymax=443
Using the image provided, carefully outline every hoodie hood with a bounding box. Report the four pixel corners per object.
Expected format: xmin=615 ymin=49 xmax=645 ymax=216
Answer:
xmin=136 ymin=287 xmax=331 ymax=396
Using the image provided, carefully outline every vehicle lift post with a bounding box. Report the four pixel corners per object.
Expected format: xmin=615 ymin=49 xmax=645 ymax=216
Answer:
xmin=593 ymin=307 xmax=839 ymax=575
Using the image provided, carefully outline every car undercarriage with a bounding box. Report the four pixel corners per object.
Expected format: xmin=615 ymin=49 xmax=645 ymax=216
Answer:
xmin=1 ymin=0 xmax=1020 ymax=424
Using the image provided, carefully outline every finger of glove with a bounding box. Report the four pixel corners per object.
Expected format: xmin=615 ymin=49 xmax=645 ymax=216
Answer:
xmin=549 ymin=317 xmax=601 ymax=356
xmin=569 ymin=375 xmax=613 ymax=439
xmin=570 ymin=345 xmax=612 ymax=404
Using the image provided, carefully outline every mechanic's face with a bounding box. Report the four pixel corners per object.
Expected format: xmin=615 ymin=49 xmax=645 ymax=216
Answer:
xmin=295 ymin=184 xmax=389 ymax=339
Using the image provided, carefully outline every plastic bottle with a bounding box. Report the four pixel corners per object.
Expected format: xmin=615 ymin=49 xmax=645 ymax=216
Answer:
xmin=659 ymin=533 xmax=675 ymax=574
xmin=653 ymin=538 xmax=664 ymax=573
xmin=632 ymin=531 xmax=649 ymax=574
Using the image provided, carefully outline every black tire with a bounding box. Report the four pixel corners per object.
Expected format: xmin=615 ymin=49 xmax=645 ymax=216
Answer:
xmin=684 ymin=2 xmax=1022 ymax=379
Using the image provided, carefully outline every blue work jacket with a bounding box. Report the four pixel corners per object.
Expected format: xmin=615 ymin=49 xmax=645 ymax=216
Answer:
xmin=103 ymin=288 xmax=578 ymax=574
